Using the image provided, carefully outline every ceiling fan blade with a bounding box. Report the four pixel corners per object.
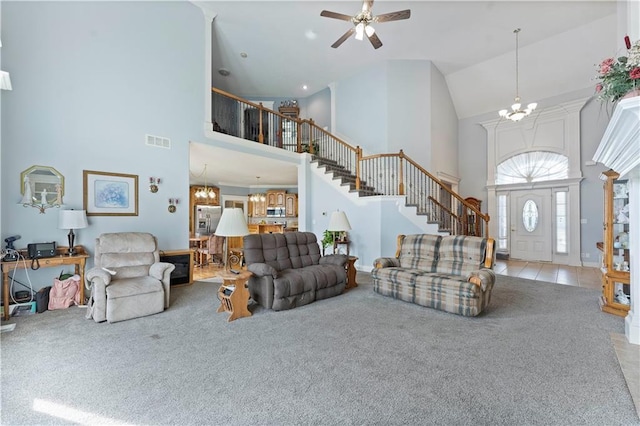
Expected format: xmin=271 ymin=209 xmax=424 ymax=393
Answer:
xmin=331 ymin=27 xmax=356 ymax=48
xmin=375 ymin=9 xmax=411 ymax=23
xmin=362 ymin=0 xmax=373 ymax=12
xmin=320 ymin=10 xmax=353 ymax=21
xmin=367 ymin=32 xmax=383 ymax=49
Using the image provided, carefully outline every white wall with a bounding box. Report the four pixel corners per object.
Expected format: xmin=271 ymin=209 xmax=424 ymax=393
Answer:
xmin=429 ymin=62 xmax=459 ymax=180
xmin=1 ymin=1 xmax=204 ymax=288
xmin=335 ymin=62 xmax=388 ymax=154
xmin=387 ymin=60 xmax=431 ymax=167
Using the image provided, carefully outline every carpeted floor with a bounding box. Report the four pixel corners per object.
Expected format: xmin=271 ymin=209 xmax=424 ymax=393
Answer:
xmin=1 ymin=272 xmax=638 ymax=425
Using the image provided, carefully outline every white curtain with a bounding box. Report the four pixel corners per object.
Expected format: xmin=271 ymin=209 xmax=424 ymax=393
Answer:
xmin=496 ymin=151 xmax=568 ymax=184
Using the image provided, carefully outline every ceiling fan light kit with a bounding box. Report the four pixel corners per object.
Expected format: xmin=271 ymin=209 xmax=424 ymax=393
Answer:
xmin=320 ymin=0 xmax=410 ymax=50
xmin=498 ymin=28 xmax=537 ymax=122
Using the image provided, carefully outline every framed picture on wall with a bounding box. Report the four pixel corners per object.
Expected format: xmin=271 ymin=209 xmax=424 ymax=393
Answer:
xmin=83 ymin=170 xmax=138 ymax=216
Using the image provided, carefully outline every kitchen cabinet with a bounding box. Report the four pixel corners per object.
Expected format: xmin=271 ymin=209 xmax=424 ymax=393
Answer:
xmin=285 ymin=194 xmax=297 ymax=217
xmin=598 ymin=169 xmax=631 ymax=317
xmin=249 ymin=199 xmax=267 ymax=218
xmin=267 ymin=190 xmax=286 ymax=207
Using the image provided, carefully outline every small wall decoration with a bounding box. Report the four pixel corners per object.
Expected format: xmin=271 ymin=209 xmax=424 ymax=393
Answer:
xmin=83 ymin=170 xmax=138 ymax=216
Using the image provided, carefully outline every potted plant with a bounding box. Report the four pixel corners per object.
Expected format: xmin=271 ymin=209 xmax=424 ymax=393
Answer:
xmin=321 ymin=230 xmax=334 ymax=255
xmin=301 ymin=139 xmax=320 ymax=154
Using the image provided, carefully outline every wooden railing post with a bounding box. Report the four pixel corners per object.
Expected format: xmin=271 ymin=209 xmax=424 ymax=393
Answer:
xmin=258 ymin=103 xmax=264 ymax=144
xmin=297 ymin=121 xmax=303 ymax=153
xmin=309 ymin=119 xmax=316 ymax=155
xmin=398 ymin=150 xmax=405 ymax=196
xmin=355 ymin=146 xmax=362 ymax=190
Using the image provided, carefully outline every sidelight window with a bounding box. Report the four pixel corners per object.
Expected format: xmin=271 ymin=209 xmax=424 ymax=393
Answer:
xmin=555 ymin=191 xmax=568 ymax=253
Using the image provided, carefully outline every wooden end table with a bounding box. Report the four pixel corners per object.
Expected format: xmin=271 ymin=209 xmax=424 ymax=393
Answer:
xmin=216 ymin=270 xmax=252 ymax=322
xmin=345 ymin=256 xmax=358 ymax=290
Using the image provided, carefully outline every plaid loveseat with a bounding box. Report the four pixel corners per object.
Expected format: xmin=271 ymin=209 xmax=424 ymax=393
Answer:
xmin=372 ymin=235 xmax=496 ymax=317
xmin=243 ymin=232 xmax=348 ymax=311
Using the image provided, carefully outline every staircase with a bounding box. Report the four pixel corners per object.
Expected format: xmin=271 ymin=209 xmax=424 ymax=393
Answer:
xmin=310 ymin=156 xmax=382 ymax=197
xmin=212 ymin=87 xmax=489 ymax=237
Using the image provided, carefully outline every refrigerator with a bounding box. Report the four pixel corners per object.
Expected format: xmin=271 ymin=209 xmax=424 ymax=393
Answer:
xmin=194 ymin=205 xmax=222 ymax=236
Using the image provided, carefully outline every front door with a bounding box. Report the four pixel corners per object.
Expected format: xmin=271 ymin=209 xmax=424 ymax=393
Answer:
xmin=510 ymin=189 xmax=552 ymax=261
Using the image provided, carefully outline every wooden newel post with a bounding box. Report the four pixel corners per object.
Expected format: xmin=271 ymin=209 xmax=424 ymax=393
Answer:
xmin=297 ymin=121 xmax=303 ymax=153
xmin=355 ymin=146 xmax=362 ymax=190
xmin=484 ymin=216 xmax=490 ymax=238
xmin=398 ymin=150 xmax=405 ymax=195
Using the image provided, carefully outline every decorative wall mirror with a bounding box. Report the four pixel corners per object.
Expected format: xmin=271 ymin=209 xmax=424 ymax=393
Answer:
xmin=20 ymin=165 xmax=64 ymax=211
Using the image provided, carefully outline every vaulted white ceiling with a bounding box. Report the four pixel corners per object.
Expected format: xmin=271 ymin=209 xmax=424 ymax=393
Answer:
xmin=192 ymin=0 xmax=620 ymax=187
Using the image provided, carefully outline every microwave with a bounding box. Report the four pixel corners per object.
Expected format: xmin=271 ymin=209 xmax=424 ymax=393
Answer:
xmin=266 ymin=207 xmax=285 ymax=218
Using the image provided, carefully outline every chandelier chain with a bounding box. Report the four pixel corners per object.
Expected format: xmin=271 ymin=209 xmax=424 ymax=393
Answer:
xmin=514 ymin=28 xmax=520 ymax=99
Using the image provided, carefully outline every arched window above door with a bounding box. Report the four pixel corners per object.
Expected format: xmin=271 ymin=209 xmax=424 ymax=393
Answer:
xmin=496 ymin=151 xmax=569 ymax=185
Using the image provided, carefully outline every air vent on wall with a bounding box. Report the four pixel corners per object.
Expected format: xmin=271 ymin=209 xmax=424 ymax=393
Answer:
xmin=145 ymin=134 xmax=171 ymax=149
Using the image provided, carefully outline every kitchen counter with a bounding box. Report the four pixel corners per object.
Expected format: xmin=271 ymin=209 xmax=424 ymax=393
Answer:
xmin=248 ymin=224 xmax=285 ymax=234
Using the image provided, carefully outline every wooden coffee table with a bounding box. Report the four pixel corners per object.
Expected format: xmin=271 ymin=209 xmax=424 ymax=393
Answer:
xmin=216 ymin=270 xmax=252 ymax=322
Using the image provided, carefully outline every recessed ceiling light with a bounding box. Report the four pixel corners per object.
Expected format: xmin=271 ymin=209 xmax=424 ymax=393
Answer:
xmin=302 ymin=85 xmax=308 ymax=90
xmin=218 ymin=68 xmax=230 ymax=77
xmin=240 ymin=52 xmax=248 ymax=58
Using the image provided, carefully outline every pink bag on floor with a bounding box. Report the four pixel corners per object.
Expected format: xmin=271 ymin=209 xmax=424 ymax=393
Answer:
xmin=48 ymin=274 xmax=81 ymax=310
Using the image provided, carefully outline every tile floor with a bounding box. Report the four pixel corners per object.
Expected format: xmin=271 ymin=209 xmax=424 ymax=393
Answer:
xmin=494 ymin=259 xmax=602 ymax=290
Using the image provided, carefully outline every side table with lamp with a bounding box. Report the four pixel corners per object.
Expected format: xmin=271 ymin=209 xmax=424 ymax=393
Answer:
xmin=328 ymin=210 xmax=352 ymax=255
xmin=214 ymin=208 xmax=252 ymax=321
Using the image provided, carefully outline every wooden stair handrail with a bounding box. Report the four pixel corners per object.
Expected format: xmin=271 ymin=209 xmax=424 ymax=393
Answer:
xmin=428 ymin=196 xmax=459 ymax=220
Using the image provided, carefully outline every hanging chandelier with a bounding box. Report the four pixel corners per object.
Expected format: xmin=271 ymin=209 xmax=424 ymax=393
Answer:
xmin=249 ymin=177 xmax=266 ymax=202
xmin=194 ymin=164 xmax=216 ymax=199
xmin=498 ymin=28 xmax=537 ymax=122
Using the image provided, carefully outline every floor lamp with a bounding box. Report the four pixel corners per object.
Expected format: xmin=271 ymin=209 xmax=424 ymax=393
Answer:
xmin=214 ymin=208 xmax=249 ymax=270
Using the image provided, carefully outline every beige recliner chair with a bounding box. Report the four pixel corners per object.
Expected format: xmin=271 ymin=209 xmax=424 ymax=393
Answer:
xmin=86 ymin=232 xmax=175 ymax=323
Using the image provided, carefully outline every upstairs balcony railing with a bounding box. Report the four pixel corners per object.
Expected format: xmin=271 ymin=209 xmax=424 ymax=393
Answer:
xmin=212 ymin=87 xmax=490 ymax=237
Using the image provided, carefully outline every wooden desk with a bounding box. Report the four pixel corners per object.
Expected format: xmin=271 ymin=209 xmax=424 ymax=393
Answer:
xmin=189 ymin=236 xmax=209 ymax=266
xmin=1 ymin=246 xmax=89 ymax=320
xmin=216 ymin=270 xmax=252 ymax=322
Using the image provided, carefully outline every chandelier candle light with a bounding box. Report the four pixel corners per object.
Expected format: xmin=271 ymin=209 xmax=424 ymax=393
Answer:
xmin=249 ymin=177 xmax=266 ymax=203
xmin=194 ymin=164 xmax=216 ymax=199
xmin=498 ymin=28 xmax=537 ymax=122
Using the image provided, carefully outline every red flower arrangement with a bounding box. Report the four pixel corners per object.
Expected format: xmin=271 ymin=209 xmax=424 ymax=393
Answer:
xmin=595 ymin=36 xmax=640 ymax=102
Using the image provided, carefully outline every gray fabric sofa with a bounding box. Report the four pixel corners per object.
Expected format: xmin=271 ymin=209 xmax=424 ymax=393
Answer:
xmin=372 ymin=234 xmax=496 ymax=317
xmin=243 ymin=232 xmax=348 ymax=311
xmin=86 ymin=232 xmax=175 ymax=323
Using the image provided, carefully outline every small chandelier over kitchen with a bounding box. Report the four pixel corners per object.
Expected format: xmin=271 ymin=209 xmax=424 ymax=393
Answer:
xmin=498 ymin=28 xmax=537 ymax=122
xmin=249 ymin=177 xmax=266 ymax=202
xmin=194 ymin=164 xmax=216 ymax=199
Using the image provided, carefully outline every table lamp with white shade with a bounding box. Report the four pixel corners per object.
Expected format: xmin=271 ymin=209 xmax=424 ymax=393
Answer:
xmin=327 ymin=210 xmax=352 ymax=251
xmin=58 ymin=209 xmax=88 ymax=256
xmin=214 ymin=208 xmax=249 ymax=270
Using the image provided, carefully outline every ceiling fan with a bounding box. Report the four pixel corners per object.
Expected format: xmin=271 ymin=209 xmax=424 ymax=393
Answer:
xmin=320 ymin=0 xmax=411 ymax=49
